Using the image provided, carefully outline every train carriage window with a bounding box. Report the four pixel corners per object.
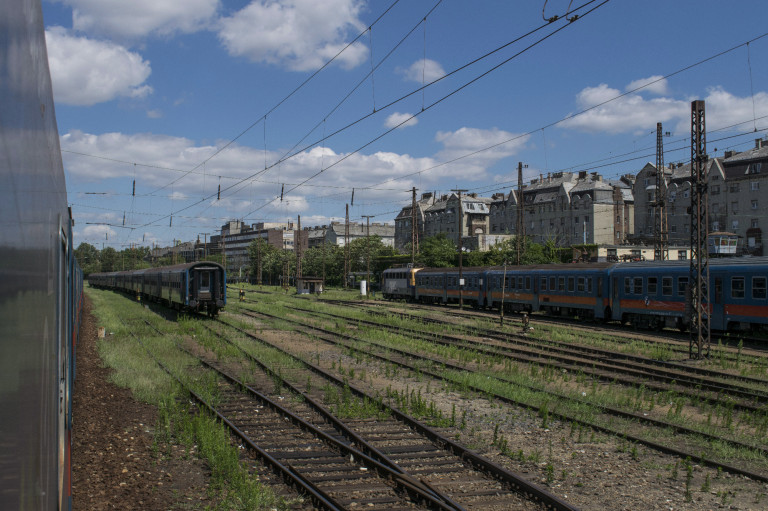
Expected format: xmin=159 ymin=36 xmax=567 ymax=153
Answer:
xmin=549 ymin=277 xmax=555 ymax=291
xmin=753 ymin=277 xmax=767 ymax=299
xmin=517 ymin=276 xmax=523 ymax=289
xmin=558 ymin=277 xmax=565 ymax=291
xmin=577 ymin=277 xmax=585 ymax=292
xmin=678 ymin=277 xmax=688 ymax=297
xmin=525 ymin=276 xmax=531 ymax=290
xmin=568 ymin=277 xmax=575 ymax=292
xmin=662 ymin=277 xmax=673 ymax=296
xmin=633 ymin=277 xmax=643 ymax=295
xmin=587 ymin=277 xmax=593 ymax=293
xmin=732 ymin=277 xmax=745 ymax=299
xmin=540 ymin=277 xmax=547 ymax=291
xmin=624 ymin=277 xmax=631 ymax=294
xmin=648 ymin=277 xmax=658 ymax=295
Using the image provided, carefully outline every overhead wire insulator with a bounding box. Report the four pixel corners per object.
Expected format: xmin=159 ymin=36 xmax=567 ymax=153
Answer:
xmin=351 ymin=188 xmax=355 ymax=206
xmin=280 ymin=184 xmax=284 ymax=202
xmin=132 ymin=180 xmax=135 ymax=196
xmin=122 ymin=212 xmax=125 ymax=226
xmin=170 ymin=215 xmax=173 ymax=227
xmin=217 ymin=184 xmax=221 ymax=200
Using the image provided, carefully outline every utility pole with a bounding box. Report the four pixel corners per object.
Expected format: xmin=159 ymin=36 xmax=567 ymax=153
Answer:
xmin=362 ymin=215 xmax=373 ymax=297
xmin=295 ymin=215 xmax=302 ymax=279
xmin=653 ymin=122 xmax=670 ymax=260
xmin=322 ymin=227 xmax=326 ymax=286
xmin=690 ymin=100 xmax=710 ymax=360
xmin=344 ymin=204 xmax=350 ymax=289
xmin=411 ymin=187 xmax=419 ymax=265
xmin=452 ymin=188 xmax=468 ymax=308
xmin=516 ymin=162 xmax=527 ymax=265
xmin=256 ymin=234 xmax=263 ymax=286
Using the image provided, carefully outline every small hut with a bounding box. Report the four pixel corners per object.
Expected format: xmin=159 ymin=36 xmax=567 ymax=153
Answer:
xmin=296 ymin=276 xmax=324 ymax=295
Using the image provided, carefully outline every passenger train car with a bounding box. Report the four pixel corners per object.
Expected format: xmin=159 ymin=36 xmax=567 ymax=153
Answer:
xmin=89 ymin=262 xmax=227 ymax=316
xmin=1 ymin=2 xmax=84 ymax=508
xmin=382 ymin=258 xmax=768 ymax=331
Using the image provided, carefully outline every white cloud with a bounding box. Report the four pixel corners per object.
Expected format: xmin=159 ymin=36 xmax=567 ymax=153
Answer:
xmin=701 ymin=87 xmax=768 ymax=133
xmin=217 ymin=0 xmax=367 ymax=71
xmin=384 ymin=112 xmax=418 ymax=129
xmin=625 ymin=75 xmax=668 ymax=95
xmin=434 ymin=127 xmax=529 ymax=178
xmin=561 ymin=81 xmax=768 ymax=135
xmin=147 ymin=109 xmax=163 ymax=119
xmin=62 ymin=125 xmax=529 ymax=227
xmin=61 ymin=0 xmax=219 ymax=39
xmin=560 ymin=83 xmax=688 ymax=134
xmin=46 ymin=27 xmax=152 ymax=106
xmin=398 ymin=59 xmax=446 ymax=83
xmin=81 ymin=224 xmax=116 ymax=240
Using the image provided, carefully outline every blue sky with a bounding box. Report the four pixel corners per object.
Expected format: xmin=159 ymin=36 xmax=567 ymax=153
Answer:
xmin=43 ymin=0 xmax=768 ymax=250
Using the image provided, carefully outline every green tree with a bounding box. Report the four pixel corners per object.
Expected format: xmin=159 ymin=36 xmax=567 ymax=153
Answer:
xmin=99 ymin=246 xmax=118 ymax=272
xmin=74 ymin=242 xmax=100 ymax=275
xmin=347 ymin=235 xmax=395 ymax=280
xmin=417 ymin=234 xmax=457 ymax=268
xmin=247 ymin=239 xmax=278 ymax=284
xmin=301 ymin=244 xmax=344 ymax=286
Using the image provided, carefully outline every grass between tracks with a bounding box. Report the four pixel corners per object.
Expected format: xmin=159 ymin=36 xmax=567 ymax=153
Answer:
xmin=230 ymin=284 xmax=768 ymax=472
xmin=87 ymin=286 xmax=287 ymax=511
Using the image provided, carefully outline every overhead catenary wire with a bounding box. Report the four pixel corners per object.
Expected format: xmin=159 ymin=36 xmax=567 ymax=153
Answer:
xmin=79 ymin=10 xmax=768 ymax=248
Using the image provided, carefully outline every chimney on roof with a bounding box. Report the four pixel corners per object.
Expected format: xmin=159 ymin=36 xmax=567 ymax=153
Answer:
xmin=757 ymin=138 xmax=764 ymax=150
xmin=421 ymin=192 xmax=433 ymax=201
xmin=547 ymin=172 xmax=551 ymax=182
xmin=578 ymin=171 xmax=587 ymax=180
xmin=724 ymin=150 xmax=734 ymax=158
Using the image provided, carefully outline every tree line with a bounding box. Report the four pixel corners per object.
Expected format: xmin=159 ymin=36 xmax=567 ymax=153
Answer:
xmin=75 ymin=234 xmax=572 ymax=284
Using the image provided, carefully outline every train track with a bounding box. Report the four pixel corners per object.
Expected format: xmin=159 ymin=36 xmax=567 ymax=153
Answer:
xmin=322 ymin=297 xmax=768 ymax=359
xmin=127 ymin=310 xmax=575 ymax=510
xmin=200 ymin=318 xmax=577 ymax=510
xmin=231 ymin=305 xmax=768 ymax=483
xmin=283 ymin=303 xmax=768 ymax=413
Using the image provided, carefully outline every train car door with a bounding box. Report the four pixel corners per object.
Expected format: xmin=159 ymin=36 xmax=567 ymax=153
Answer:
xmin=198 ymin=270 xmax=212 ymax=300
xmin=711 ymin=275 xmax=725 ymax=330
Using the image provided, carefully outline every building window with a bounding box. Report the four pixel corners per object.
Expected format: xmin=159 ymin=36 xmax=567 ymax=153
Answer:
xmin=671 ymin=225 xmax=677 ymax=233
xmin=712 ymin=221 xmax=720 ymax=231
xmin=711 ymin=185 xmax=720 ymax=195
xmin=678 ymin=250 xmax=687 ymax=261
xmin=729 ymin=183 xmax=740 ymax=193
xmin=752 ymin=200 xmax=758 ymax=210
xmin=732 ymin=277 xmax=745 ymax=299
xmin=752 ymin=219 xmax=759 ymax=228
xmin=751 ymin=181 xmax=760 ymax=191
xmin=731 ymin=202 xmax=739 ymax=213
xmin=732 ymin=220 xmax=739 ymax=230
xmin=575 ymin=216 xmax=579 ymax=224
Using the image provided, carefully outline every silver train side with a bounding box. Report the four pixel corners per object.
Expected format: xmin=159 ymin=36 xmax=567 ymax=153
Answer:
xmin=382 ymin=258 xmax=768 ymax=331
xmin=1 ymin=1 xmax=84 ymax=509
xmin=89 ymin=262 xmax=227 ymax=316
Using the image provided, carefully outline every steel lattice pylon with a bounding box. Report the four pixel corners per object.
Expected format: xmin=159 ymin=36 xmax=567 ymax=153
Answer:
xmin=653 ymin=122 xmax=668 ymax=261
xmin=689 ymin=100 xmax=710 ymax=359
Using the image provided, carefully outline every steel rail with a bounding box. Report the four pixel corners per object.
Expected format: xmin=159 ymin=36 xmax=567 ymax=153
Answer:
xmin=240 ymin=308 xmax=768 ymax=484
xmin=216 ymin=315 xmax=580 ymax=511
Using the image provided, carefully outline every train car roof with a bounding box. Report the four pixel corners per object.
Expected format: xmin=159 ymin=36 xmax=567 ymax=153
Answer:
xmin=89 ymin=261 xmax=225 ymax=278
xmin=414 ymin=262 xmax=614 ymax=273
